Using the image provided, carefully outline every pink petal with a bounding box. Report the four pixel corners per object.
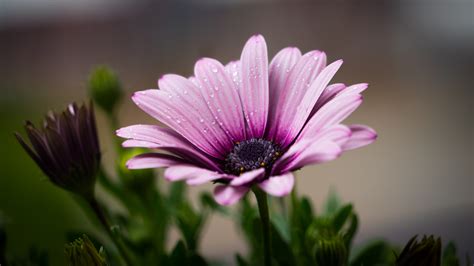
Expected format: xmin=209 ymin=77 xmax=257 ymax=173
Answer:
xmin=213 ymin=185 xmax=249 ymax=206
xmin=269 ymin=51 xmax=328 ymax=145
xmin=315 ymin=124 xmax=352 ymax=146
xmin=311 ymin=83 xmax=346 ymax=115
xmin=122 ymin=139 xmax=160 ymax=148
xmin=273 ymin=125 xmax=350 ymax=174
xmin=229 ymin=168 xmax=265 ymax=186
xmin=132 ymin=84 xmax=230 ymax=159
xmin=342 ymin=124 xmax=377 ymax=151
xmin=194 ymin=58 xmax=246 ymax=141
xmin=240 ymin=34 xmax=269 ymax=138
xmin=186 ymin=173 xmax=230 ymax=186
xmin=164 ymin=165 xmax=222 ymax=182
xmin=225 ymin=60 xmax=242 ymax=91
xmin=280 ymin=140 xmax=342 ymax=173
xmin=281 ymin=60 xmax=344 ymax=148
xmin=266 ymin=47 xmax=302 ymax=138
xmin=337 ymin=83 xmax=368 ymax=97
xmin=117 ymin=125 xmax=221 ymax=171
xmin=298 ymin=94 xmax=362 ymax=142
xmin=258 ymin=172 xmax=295 ymax=197
xmin=158 ymin=75 xmax=234 ymax=154
xmin=126 ymin=153 xmax=185 ymax=169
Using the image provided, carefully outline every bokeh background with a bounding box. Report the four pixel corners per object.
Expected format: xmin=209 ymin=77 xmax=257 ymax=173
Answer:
xmin=1 ymin=0 xmax=473 ymax=265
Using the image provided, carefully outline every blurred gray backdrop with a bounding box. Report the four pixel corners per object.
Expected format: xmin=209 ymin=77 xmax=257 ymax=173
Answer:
xmin=1 ymin=0 xmax=473 ymax=265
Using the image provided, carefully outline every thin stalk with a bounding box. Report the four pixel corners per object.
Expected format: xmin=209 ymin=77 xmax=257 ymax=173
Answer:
xmin=252 ymin=187 xmax=272 ymax=266
xmin=88 ymin=198 xmax=135 ymax=266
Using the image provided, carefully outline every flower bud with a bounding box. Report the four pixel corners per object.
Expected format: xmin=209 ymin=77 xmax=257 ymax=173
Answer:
xmin=88 ymin=66 xmax=122 ymax=114
xmin=15 ymin=102 xmax=100 ymax=199
xmin=313 ymin=235 xmax=348 ymax=266
xmin=396 ymin=235 xmax=441 ymax=266
xmin=65 ymin=235 xmax=106 ymax=266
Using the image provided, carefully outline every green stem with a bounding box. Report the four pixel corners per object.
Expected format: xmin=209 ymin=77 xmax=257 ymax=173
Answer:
xmin=252 ymin=187 xmax=272 ymax=266
xmin=88 ymin=198 xmax=135 ymax=266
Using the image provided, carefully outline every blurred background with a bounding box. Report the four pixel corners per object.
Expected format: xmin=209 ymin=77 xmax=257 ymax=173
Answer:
xmin=1 ymin=0 xmax=473 ymax=265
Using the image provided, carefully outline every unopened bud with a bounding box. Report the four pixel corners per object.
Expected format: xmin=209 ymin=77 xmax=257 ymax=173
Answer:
xmin=88 ymin=66 xmax=122 ymax=114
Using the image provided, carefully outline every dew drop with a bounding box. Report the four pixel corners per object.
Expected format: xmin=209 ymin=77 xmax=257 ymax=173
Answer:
xmin=212 ymin=67 xmax=218 ymax=73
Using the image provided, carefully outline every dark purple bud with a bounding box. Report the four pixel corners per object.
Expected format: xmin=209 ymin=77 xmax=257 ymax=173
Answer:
xmin=15 ymin=101 xmax=101 ymax=199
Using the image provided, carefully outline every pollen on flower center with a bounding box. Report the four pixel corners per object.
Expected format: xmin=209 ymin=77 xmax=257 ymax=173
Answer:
xmin=224 ymin=138 xmax=281 ymax=175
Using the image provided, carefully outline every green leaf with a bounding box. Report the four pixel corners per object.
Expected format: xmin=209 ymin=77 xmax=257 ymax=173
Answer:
xmin=289 ymin=191 xmax=316 ymax=265
xmin=189 ymin=253 xmax=208 ymax=266
xmin=235 ymin=253 xmax=249 ymax=266
xmin=270 ymin=221 xmax=297 ymax=266
xmin=238 ymin=197 xmax=259 ymax=250
xmin=169 ymin=181 xmax=186 ymax=209
xmin=343 ymin=213 xmax=359 ymax=251
xmin=332 ymin=204 xmax=353 ymax=232
xmin=323 ymin=189 xmax=342 ymax=216
xmin=442 ymin=242 xmax=460 ymax=266
xmin=350 ymin=240 xmax=395 ymax=266
xmin=271 ymin=212 xmax=290 ymax=243
xmin=300 ymin=196 xmax=315 ymax=228
xmin=169 ymin=241 xmax=188 ymax=266
xmin=176 ymin=202 xmax=203 ymax=251
xmin=200 ymin=192 xmax=229 ymax=215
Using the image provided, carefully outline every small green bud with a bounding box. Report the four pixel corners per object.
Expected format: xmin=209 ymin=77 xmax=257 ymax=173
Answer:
xmin=65 ymin=235 xmax=107 ymax=266
xmin=314 ymin=235 xmax=348 ymax=266
xmin=88 ymin=66 xmax=122 ymax=114
xmin=396 ymin=235 xmax=441 ymax=266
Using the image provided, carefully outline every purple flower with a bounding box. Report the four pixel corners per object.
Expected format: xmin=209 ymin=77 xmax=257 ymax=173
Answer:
xmin=15 ymin=102 xmax=101 ymax=199
xmin=117 ymin=35 xmax=377 ymax=205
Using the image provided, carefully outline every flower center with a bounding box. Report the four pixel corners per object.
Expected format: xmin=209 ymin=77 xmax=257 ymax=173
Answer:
xmin=224 ymin=138 xmax=281 ymax=175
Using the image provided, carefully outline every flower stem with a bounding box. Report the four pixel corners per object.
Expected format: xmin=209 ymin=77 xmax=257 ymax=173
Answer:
xmin=88 ymin=198 xmax=135 ymax=266
xmin=252 ymin=187 xmax=272 ymax=266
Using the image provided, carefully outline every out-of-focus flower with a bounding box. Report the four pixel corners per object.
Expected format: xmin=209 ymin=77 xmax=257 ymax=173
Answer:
xmin=65 ymin=235 xmax=107 ymax=266
xmin=118 ymin=34 xmax=377 ymax=205
xmin=396 ymin=235 xmax=441 ymax=266
xmin=15 ymin=102 xmax=100 ymax=199
xmin=89 ymin=66 xmax=122 ymax=114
